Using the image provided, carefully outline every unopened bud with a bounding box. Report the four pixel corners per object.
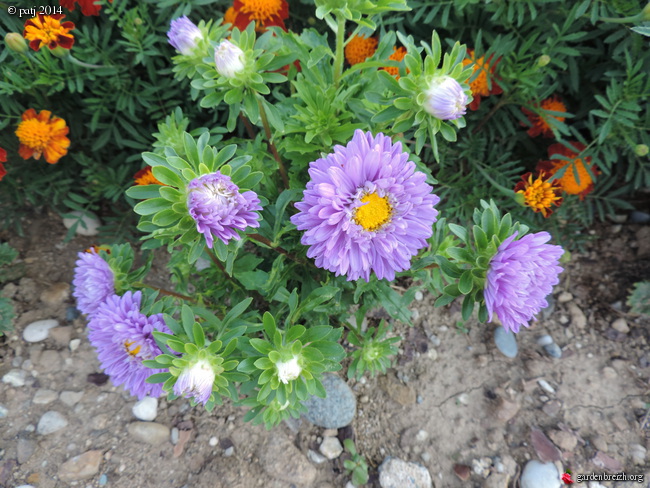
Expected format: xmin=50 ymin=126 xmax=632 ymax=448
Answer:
xmin=50 ymin=45 xmax=70 ymax=58
xmin=537 ymin=54 xmax=551 ymax=67
xmin=214 ymin=39 xmax=245 ymax=78
xmin=5 ymin=33 xmax=28 ymax=54
xmin=635 ymin=144 xmax=649 ymax=157
xmin=423 ymin=75 xmax=468 ymax=120
xmin=134 ymin=17 xmax=143 ymax=26
xmin=167 ymin=16 xmax=203 ymax=56
xmin=276 ymin=356 xmax=302 ymax=384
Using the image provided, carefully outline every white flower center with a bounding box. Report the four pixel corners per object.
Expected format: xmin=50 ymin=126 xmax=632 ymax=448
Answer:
xmin=198 ymin=181 xmax=237 ymax=206
xmin=276 ymin=356 xmax=302 ymax=384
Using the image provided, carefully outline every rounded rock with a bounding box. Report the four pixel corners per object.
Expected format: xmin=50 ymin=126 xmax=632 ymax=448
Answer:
xmin=2 ymin=369 xmax=27 ymax=387
xmin=62 ymin=210 xmax=101 ymax=236
xmin=520 ymin=460 xmax=561 ymax=488
xmin=127 ymin=422 xmax=170 ymax=445
xmin=37 ymin=411 xmax=68 ymax=435
xmin=543 ymin=343 xmax=562 ymax=359
xmin=303 ymin=374 xmax=356 ymax=428
xmin=58 ymin=450 xmax=103 ymax=482
xmin=494 ymin=327 xmax=518 ymax=358
xmin=536 ymin=335 xmax=554 ymax=347
xmin=319 ymin=436 xmax=343 ymax=460
xmin=132 ymin=396 xmax=158 ymax=421
xmin=611 ymin=318 xmax=629 ymax=334
xmin=378 ymin=457 xmax=432 ymax=488
xmin=23 ymin=319 xmax=59 ymax=343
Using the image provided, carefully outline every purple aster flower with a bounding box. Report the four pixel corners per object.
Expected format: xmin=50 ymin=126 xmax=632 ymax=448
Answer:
xmin=484 ymin=231 xmax=564 ymax=333
xmin=173 ymin=359 xmax=215 ymax=405
xmin=167 ymin=16 xmax=203 ymax=55
xmin=88 ymin=291 xmax=171 ymax=399
xmin=72 ymin=249 xmax=115 ymax=316
xmin=423 ymin=76 xmax=468 ymax=120
xmin=187 ymin=172 xmax=262 ymax=248
xmin=290 ymin=130 xmax=440 ymax=282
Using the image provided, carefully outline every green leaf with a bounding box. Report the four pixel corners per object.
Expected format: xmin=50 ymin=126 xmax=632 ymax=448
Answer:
xmin=193 ymin=322 xmax=205 ymax=348
xmin=461 ymin=294 xmax=474 ymax=321
xmin=263 ymin=312 xmax=276 ymax=338
xmin=133 ymin=198 xmax=169 ymax=216
xmin=458 ymin=270 xmax=473 ymax=295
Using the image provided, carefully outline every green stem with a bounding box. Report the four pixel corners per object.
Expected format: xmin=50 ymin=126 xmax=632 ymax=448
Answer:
xmin=248 ymin=233 xmax=312 ymax=267
xmin=599 ymin=12 xmax=644 ymax=24
xmin=333 ymin=14 xmax=346 ymax=88
xmin=66 ymin=54 xmax=109 ymax=69
xmin=256 ymin=94 xmax=289 ymax=189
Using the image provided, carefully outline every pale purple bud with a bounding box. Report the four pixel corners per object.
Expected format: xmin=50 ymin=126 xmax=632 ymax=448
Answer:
xmin=423 ymin=75 xmax=468 ymax=120
xmin=214 ymin=39 xmax=245 ymax=78
xmin=173 ymin=359 xmax=215 ymax=405
xmin=167 ymin=16 xmax=203 ymax=55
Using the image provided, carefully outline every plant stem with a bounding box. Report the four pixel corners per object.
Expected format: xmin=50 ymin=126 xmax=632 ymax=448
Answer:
xmin=133 ymin=282 xmax=196 ymax=303
xmin=239 ymin=113 xmax=256 ymax=139
xmin=256 ymin=94 xmax=289 ymax=189
xmin=333 ymin=15 xmax=346 ymax=87
xmin=248 ymin=233 xmax=310 ymax=266
xmin=472 ymin=98 xmax=507 ymax=134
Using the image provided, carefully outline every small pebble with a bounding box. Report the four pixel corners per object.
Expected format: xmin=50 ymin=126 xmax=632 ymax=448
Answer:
xmin=2 ymin=369 xmax=27 ymax=387
xmin=307 ymin=449 xmax=327 ymax=464
xmin=537 ymin=335 xmax=554 ymax=347
xmin=0 ymin=405 xmax=8 ymax=418
xmin=557 ymin=292 xmax=573 ymax=303
xmin=543 ymin=343 xmax=562 ymax=359
xmin=630 ymin=210 xmax=650 ymax=224
xmin=223 ymin=446 xmax=234 ymax=457
xmin=520 ymin=460 xmax=561 ymax=488
xmin=66 ymin=306 xmax=81 ymax=322
xmin=23 ymin=319 xmax=59 ymax=342
xmin=414 ymin=291 xmax=424 ymax=301
xmin=494 ymin=327 xmax=518 ymax=358
xmin=69 ymin=339 xmax=81 ymax=352
xmin=319 ymin=437 xmax=343 ymax=459
xmin=37 ymin=411 xmax=68 ymax=435
xmin=99 ymin=474 xmax=108 ymax=486
xmin=538 ymin=379 xmax=555 ymax=394
xmin=429 ymin=335 xmax=440 ymax=347
xmin=171 ymin=427 xmax=179 ymax=445
xmin=132 ymin=397 xmax=158 ymax=421
xmin=611 ymin=318 xmax=629 ymax=334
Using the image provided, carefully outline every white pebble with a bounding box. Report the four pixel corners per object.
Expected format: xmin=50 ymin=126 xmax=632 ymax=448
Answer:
xmin=132 ymin=397 xmax=158 ymax=421
xmin=414 ymin=291 xmax=424 ymax=301
xmin=2 ymin=369 xmax=27 ymax=387
xmin=23 ymin=319 xmax=59 ymax=343
xmin=37 ymin=411 xmax=68 ymax=435
xmin=209 ymin=436 xmax=218 ymax=447
xmin=69 ymin=339 xmax=81 ymax=352
xmin=62 ymin=210 xmax=101 ymax=236
xmin=319 ymin=436 xmax=343 ymax=459
xmin=537 ymin=379 xmax=556 ymax=394
xmin=307 ymin=449 xmax=327 ymax=464
xmin=171 ymin=428 xmax=179 ymax=445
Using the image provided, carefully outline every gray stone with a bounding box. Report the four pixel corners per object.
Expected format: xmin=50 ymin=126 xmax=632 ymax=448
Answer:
xmin=62 ymin=210 xmax=101 ymax=236
xmin=60 ymin=391 xmax=84 ymax=407
xmin=303 ymin=373 xmax=356 ymax=428
xmin=494 ymin=327 xmax=517 ymax=358
xmin=543 ymin=343 xmax=562 ymax=359
xmin=23 ymin=319 xmax=59 ymax=343
xmin=127 ymin=422 xmax=170 ymax=445
xmin=537 ymin=335 xmax=554 ymax=347
xmin=2 ymin=369 xmax=27 ymax=387
xmin=307 ymin=449 xmax=327 ymax=464
xmin=99 ymin=474 xmax=108 ymax=486
xmin=557 ymin=291 xmax=573 ymax=303
xmin=17 ymin=438 xmax=36 ymax=464
xmin=630 ymin=443 xmax=647 ymax=465
xmin=33 ymin=389 xmax=58 ymax=405
xmin=48 ymin=326 xmax=73 ymax=347
xmin=37 ymin=411 xmax=68 ymax=435
xmin=58 ymin=450 xmax=102 ymax=482
xmin=378 ymin=457 xmax=432 ymax=488
xmin=611 ymin=318 xmax=630 ymax=334
xmin=630 ymin=210 xmax=650 ymax=224
xmin=259 ymin=434 xmax=317 ymax=485
xmin=0 ymin=405 xmax=7 ymax=418
xmin=319 ymin=436 xmax=343 ymax=459
xmin=520 ymin=460 xmax=560 ymax=488
xmin=132 ymin=396 xmax=158 ymax=421
xmin=40 ymin=282 xmax=70 ymax=307
xmin=567 ymin=303 xmax=586 ymax=329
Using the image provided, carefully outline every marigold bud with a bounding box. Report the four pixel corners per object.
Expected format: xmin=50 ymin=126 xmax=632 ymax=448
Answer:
xmin=635 ymin=144 xmax=649 ymax=157
xmin=5 ymin=33 xmax=28 ymax=54
xmin=423 ymin=76 xmax=468 ymax=120
xmin=537 ymin=54 xmax=551 ymax=67
xmin=214 ymin=39 xmax=245 ymax=78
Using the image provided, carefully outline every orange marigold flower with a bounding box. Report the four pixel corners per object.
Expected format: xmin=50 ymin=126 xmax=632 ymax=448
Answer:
xmin=522 ymin=96 xmax=567 ymax=138
xmin=514 ymin=171 xmax=563 ymax=218
xmin=60 ymin=0 xmax=113 ymax=16
xmin=0 ymin=148 xmax=6 ymax=182
xmin=85 ymin=245 xmax=111 ymax=254
xmin=15 ymin=109 xmax=70 ymax=164
xmin=382 ymin=46 xmax=408 ymax=79
xmin=230 ymin=0 xmax=289 ymax=32
xmin=134 ymin=166 xmax=166 ymax=186
xmin=224 ymin=6 xmax=238 ymax=26
xmin=536 ymin=142 xmax=597 ymax=199
xmin=462 ymin=49 xmax=502 ymax=110
xmin=344 ymin=34 xmax=378 ymax=65
xmin=23 ymin=14 xmax=74 ymax=51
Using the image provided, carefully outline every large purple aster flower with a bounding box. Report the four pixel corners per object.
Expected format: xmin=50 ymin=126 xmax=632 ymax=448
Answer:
xmin=187 ymin=172 xmax=262 ymax=248
xmin=88 ymin=291 xmax=171 ymax=399
xmin=484 ymin=231 xmax=564 ymax=333
xmin=72 ymin=250 xmax=115 ymax=316
xmin=290 ymin=130 xmax=440 ymax=281
xmin=167 ymin=16 xmax=203 ymax=55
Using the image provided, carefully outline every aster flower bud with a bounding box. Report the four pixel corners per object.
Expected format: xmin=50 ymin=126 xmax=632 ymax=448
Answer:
xmin=537 ymin=54 xmax=551 ymax=67
xmin=173 ymin=359 xmax=216 ymax=405
xmin=4 ymin=33 xmax=28 ymax=54
xmin=275 ymin=356 xmax=302 ymax=384
xmin=423 ymin=76 xmax=468 ymax=121
xmin=167 ymin=16 xmax=203 ymax=55
xmin=635 ymin=144 xmax=649 ymax=157
xmin=214 ymin=39 xmax=246 ymax=78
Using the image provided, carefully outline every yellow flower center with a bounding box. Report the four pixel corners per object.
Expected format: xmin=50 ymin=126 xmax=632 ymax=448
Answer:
xmin=15 ymin=118 xmax=55 ymax=153
xmin=354 ymin=192 xmax=392 ymax=231
xmin=24 ymin=15 xmax=71 ymax=46
xmin=238 ymin=0 xmax=283 ymax=21
xmin=124 ymin=340 xmax=142 ymax=357
xmin=518 ymin=175 xmax=560 ymax=211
